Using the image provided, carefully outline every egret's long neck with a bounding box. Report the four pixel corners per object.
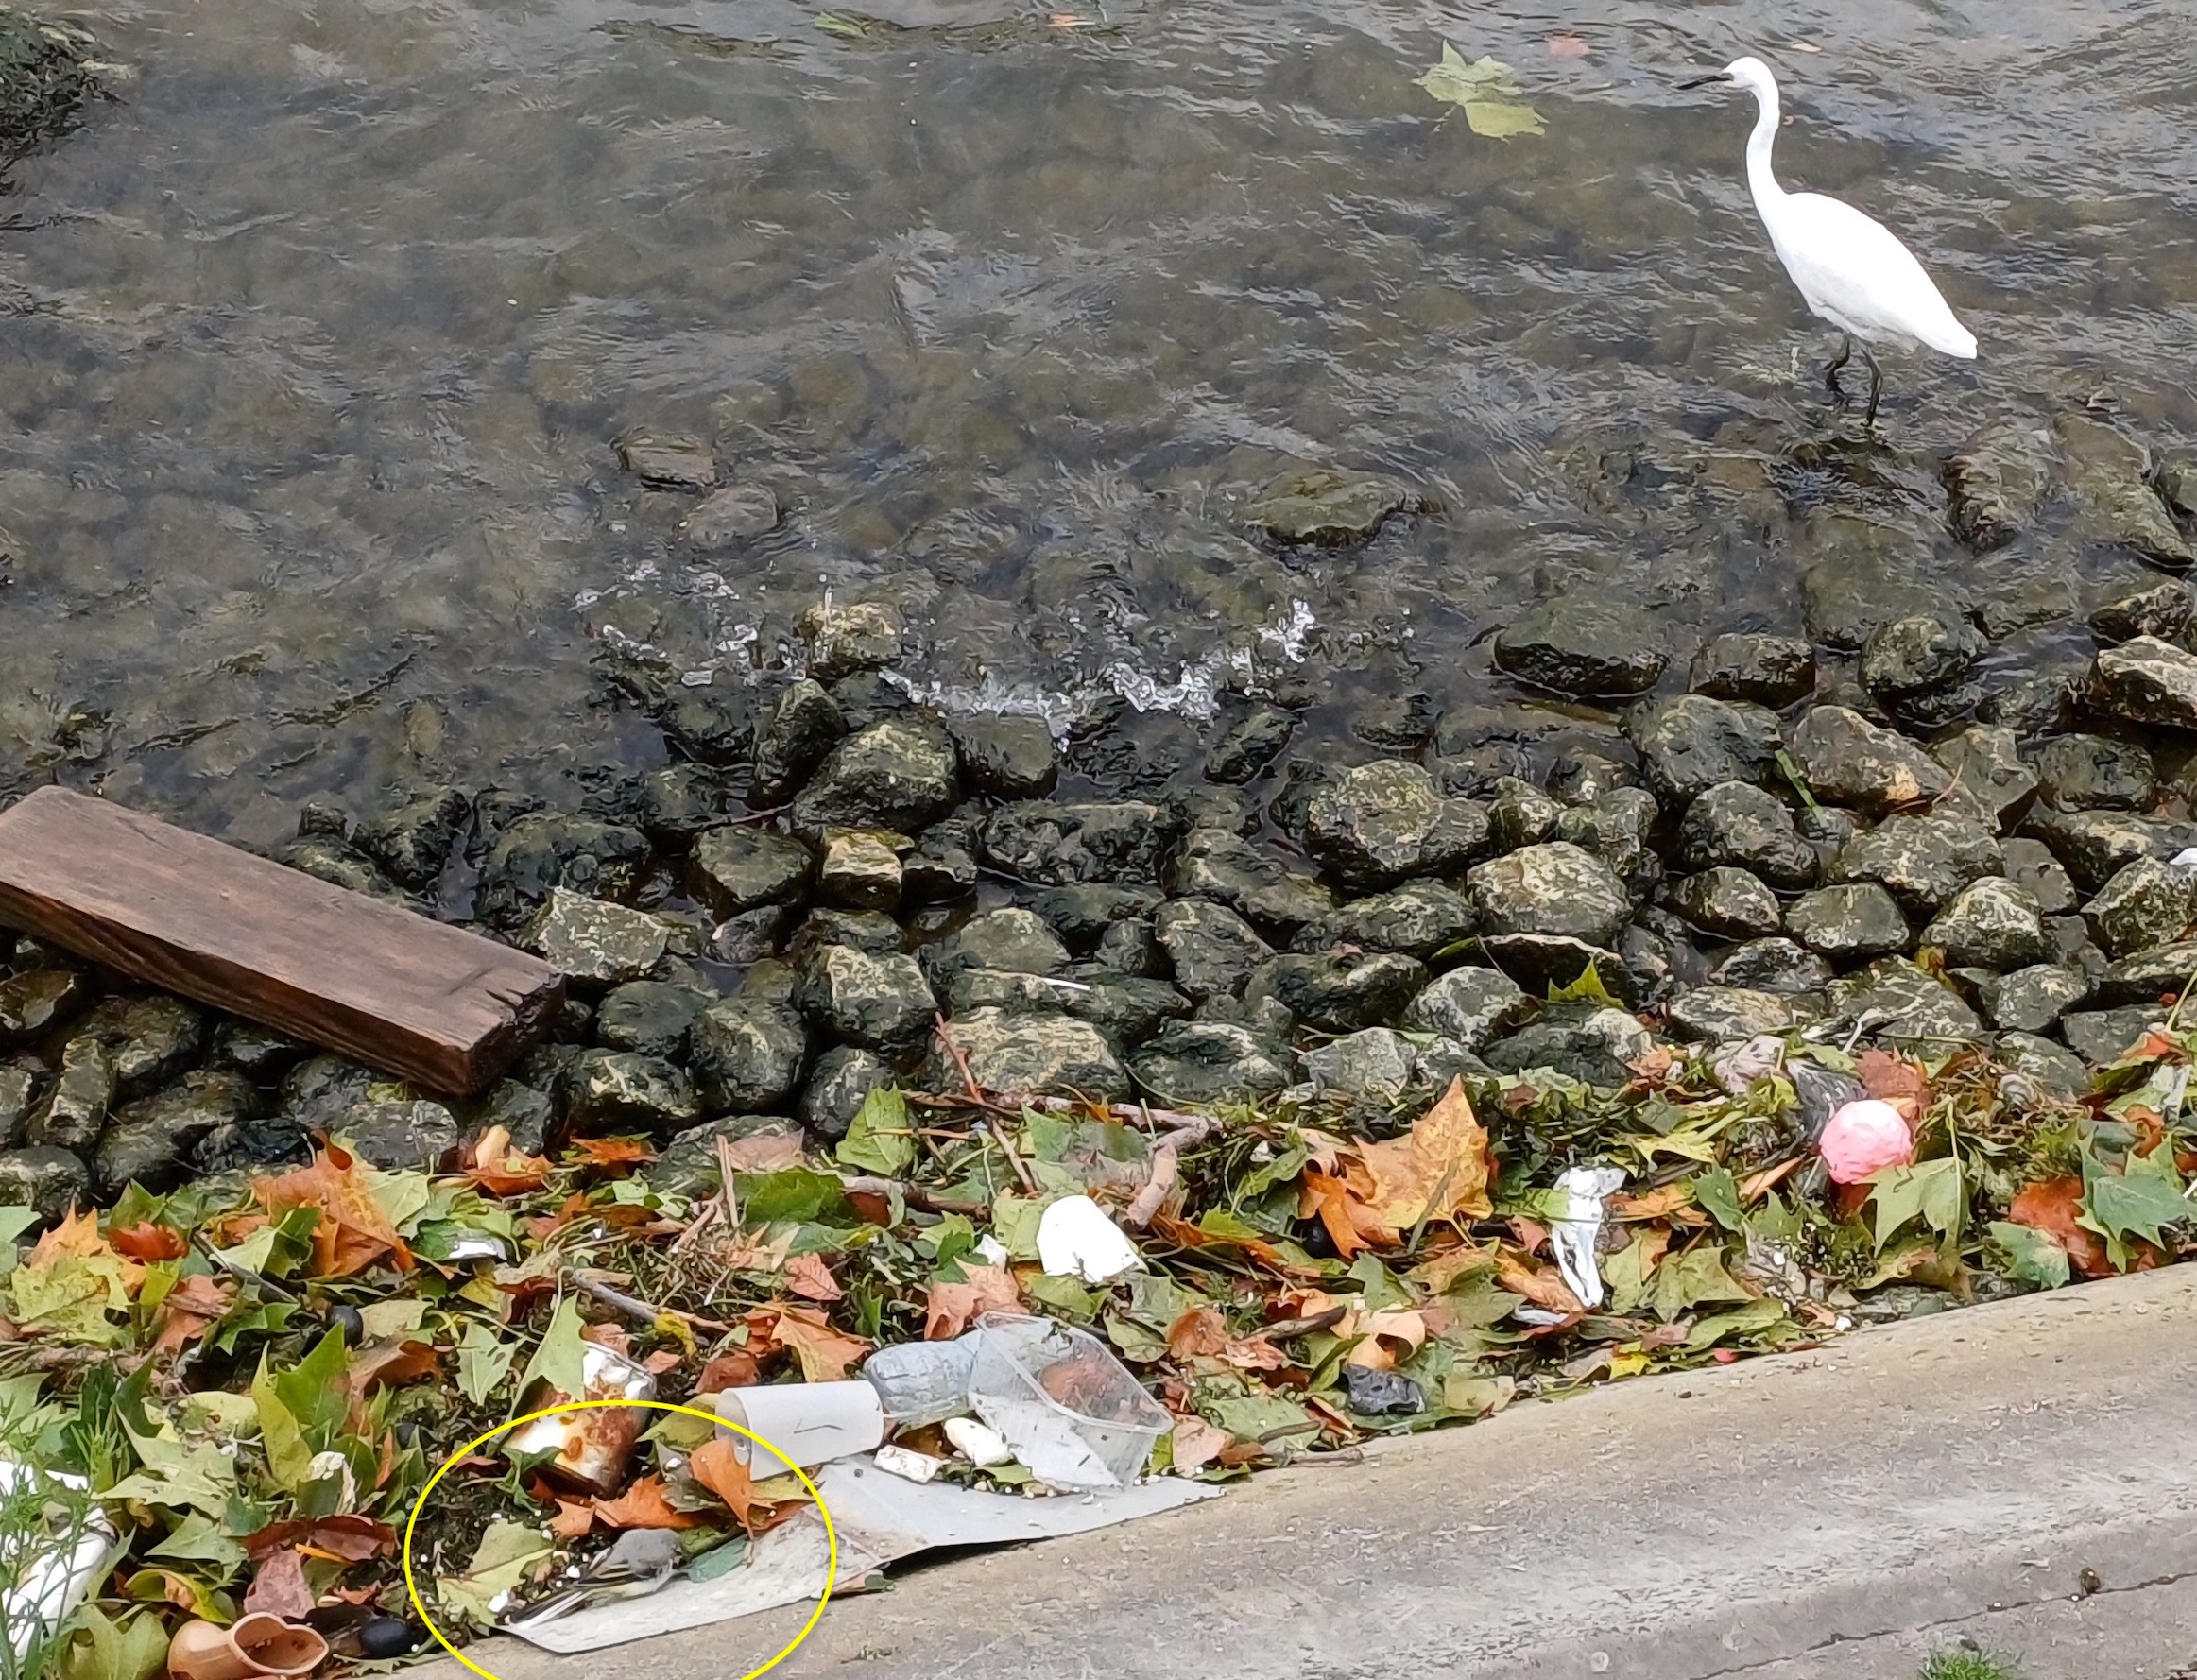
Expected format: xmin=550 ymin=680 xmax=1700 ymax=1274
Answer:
xmin=1743 ymin=79 xmax=1785 ymax=209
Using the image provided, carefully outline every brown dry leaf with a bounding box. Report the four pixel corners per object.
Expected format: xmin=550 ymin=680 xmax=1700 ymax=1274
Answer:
xmin=109 ymin=1222 xmax=187 ymax=1263
xmin=1626 ymin=1226 xmax=1673 ymax=1278
xmin=2009 ymin=1178 xmax=2116 ymax=1279
xmin=569 ymin=1137 xmax=659 ymax=1171
xmin=719 ymin=1133 xmax=805 ymax=1174
xmin=30 ymin=1209 xmax=108 ymax=1266
xmin=244 ymin=1515 xmax=396 ymax=1562
xmin=785 ymin=1253 xmax=844 ymax=1303
xmin=550 ymin=1500 xmax=596 ymax=1541
xmin=579 ymin=1322 xmax=632 ymax=1355
xmin=1350 ymin=1078 xmax=1494 ymax=1234
xmin=254 ymin=1145 xmax=408 ymax=1277
xmin=463 ymin=1124 xmax=553 ymax=1196
xmin=1342 ymin=1308 xmax=1428 ymax=1371
xmin=151 ymin=1273 xmax=234 ymax=1357
xmin=1547 ymin=31 xmax=1590 ymax=58
xmin=688 ymin=1437 xmax=756 ymax=1530
xmin=1298 ymin=1171 xmax=1383 ymax=1260
xmin=1739 ymin=1158 xmax=1804 ymax=1203
xmin=695 ymin=1350 xmax=762 ymax=1394
xmin=1855 ymin=1049 xmax=1930 ymax=1120
xmin=643 ymin=1350 xmax=683 ymax=1375
xmin=1170 ymin=1414 xmax=1230 ymax=1476
xmin=1497 ymin=1253 xmax=1586 ymax=1317
xmin=242 ymin=1549 xmax=315 ymax=1620
xmin=1611 ymin=1183 xmax=1693 ymax=1222
xmin=718 ymin=1227 xmax=798 ymax=1273
xmin=1296 ymin=1127 xmax=1347 ymax=1174
xmin=923 ymin=1264 xmax=1021 ymax=1341
xmin=1407 ymin=1242 xmax=1495 ymax=1294
xmin=349 ymin=1340 xmax=441 ymax=1397
xmin=1166 ymin=1306 xmax=1227 ymax=1361
xmin=758 ymin=1304 xmax=870 ymax=1381
xmin=592 ymin=1475 xmax=710 ymax=1531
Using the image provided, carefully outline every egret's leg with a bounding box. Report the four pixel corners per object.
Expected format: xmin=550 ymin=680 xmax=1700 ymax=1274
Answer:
xmin=1861 ymin=347 xmax=1884 ymax=427
xmin=1825 ymin=334 xmax=1854 ymax=404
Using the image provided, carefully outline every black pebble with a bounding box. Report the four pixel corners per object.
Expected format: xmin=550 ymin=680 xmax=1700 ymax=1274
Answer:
xmin=1343 ymin=1364 xmax=1426 ymax=1417
xmin=329 ymin=1304 xmax=366 ymax=1346
xmin=357 ymin=1619 xmax=419 ymax=1659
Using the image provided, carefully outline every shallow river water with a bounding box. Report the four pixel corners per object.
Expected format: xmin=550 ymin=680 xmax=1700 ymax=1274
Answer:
xmin=2 ymin=0 xmax=2196 ymax=841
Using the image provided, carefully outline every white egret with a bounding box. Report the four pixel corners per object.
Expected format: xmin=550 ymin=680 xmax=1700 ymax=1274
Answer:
xmin=1679 ymin=56 xmax=1976 ymax=422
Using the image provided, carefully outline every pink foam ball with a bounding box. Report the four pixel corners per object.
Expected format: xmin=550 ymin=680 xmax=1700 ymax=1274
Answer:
xmin=1818 ymin=1098 xmax=1915 ymax=1184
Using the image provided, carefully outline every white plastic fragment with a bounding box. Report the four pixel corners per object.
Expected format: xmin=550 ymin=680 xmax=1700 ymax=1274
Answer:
xmin=1550 ymin=1166 xmax=1626 ymax=1311
xmin=942 ymin=1416 xmax=1015 ymax=1468
xmin=1036 ymin=1193 xmax=1144 ymax=1284
xmin=874 ymin=1445 xmax=946 ymax=1483
xmin=2171 ymin=848 xmax=2197 ymax=872
xmin=974 ymin=1234 xmax=1011 ymax=1267
xmin=0 ymin=1463 xmax=114 ymax=1664
xmin=715 ymin=1380 xmax=885 ymax=1468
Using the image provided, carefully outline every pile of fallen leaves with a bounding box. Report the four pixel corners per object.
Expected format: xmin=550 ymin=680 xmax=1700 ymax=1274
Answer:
xmin=8 ymin=1016 xmax=2197 ymax=1676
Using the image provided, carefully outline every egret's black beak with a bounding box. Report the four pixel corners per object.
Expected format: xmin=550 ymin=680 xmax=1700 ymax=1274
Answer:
xmin=1676 ymin=73 xmax=1725 ymax=90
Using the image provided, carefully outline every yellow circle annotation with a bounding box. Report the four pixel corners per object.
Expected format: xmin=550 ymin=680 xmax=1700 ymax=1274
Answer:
xmin=402 ymin=1398 xmax=838 ymax=1680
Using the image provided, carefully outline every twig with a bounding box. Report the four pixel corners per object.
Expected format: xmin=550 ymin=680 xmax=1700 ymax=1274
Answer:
xmin=935 ymin=1013 xmax=984 ymax=1104
xmin=1259 ymin=1305 xmax=1349 ymax=1339
xmin=837 ymin=1177 xmax=992 ymax=1218
xmin=567 ymin=1270 xmax=730 ymax=1333
xmin=984 ymin=1120 xmax=1041 ymax=1195
xmin=1126 ymin=1143 xmax=1179 ymax=1228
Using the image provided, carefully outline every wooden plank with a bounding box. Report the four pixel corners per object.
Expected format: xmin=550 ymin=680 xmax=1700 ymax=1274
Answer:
xmin=0 ymin=787 xmax=564 ymax=1095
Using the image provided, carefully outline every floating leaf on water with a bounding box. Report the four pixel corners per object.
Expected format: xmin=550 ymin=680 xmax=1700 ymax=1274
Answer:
xmin=1413 ymin=44 xmax=1546 ymax=141
xmin=814 ymin=10 xmax=870 ymax=36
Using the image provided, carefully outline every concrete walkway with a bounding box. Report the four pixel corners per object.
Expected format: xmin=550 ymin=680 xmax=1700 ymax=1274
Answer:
xmin=425 ymin=1267 xmax=2197 ymax=1680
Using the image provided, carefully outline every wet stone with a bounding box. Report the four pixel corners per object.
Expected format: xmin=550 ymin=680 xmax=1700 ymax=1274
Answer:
xmin=2089 ymin=580 xmax=2194 ymax=646
xmin=786 ymin=913 xmax=902 ymax=974
xmin=1981 ymin=673 xmax=2078 ymax=739
xmin=2033 ymin=733 xmax=2155 ymax=813
xmin=1393 ymin=969 xmax=1528 ymax=1055
xmin=70 ymin=997 xmax=205 ymax=1100
xmin=95 ymin=1071 xmax=256 ymax=1197
xmin=1554 ymin=788 xmax=1663 ymax=895
xmin=798 ymin=1047 xmax=892 ymax=1141
xmin=798 ymin=947 xmax=936 ymax=1053
xmin=1943 ymin=418 xmax=2049 ymax=550
xmin=1480 ymin=934 xmax=1633 ymax=1000
xmin=1483 ymin=1006 xmax=1650 ymax=1088
xmin=2061 ymin=1006 xmax=2168 ymax=1066
xmin=1304 ymin=762 xmax=1488 ymax=888
xmin=1244 ymin=951 xmax=1428 ymax=1034
xmin=923 ymin=908 xmax=1071 ymax=990
xmin=1549 ymin=750 xmax=1639 ymax=806
xmin=1172 ymin=829 xmax=1332 ymax=933
xmin=799 ymin=601 xmax=903 ymax=682
xmin=645 ymin=1117 xmax=799 ymax=1196
xmin=475 ymin=814 xmax=651 ymax=929
xmin=614 ymin=429 xmax=717 ymax=490
xmin=2083 ymin=858 xmax=2194 ymax=959
xmin=2089 ymin=637 xmax=2197 ymax=732
xmin=1241 ymin=467 xmax=1414 ymax=548
xmin=1172 ymin=785 xmax=1260 ymax=839
xmin=654 ymin=686 xmax=758 ymax=770
xmin=982 ymin=801 xmax=1180 ymax=887
xmin=1196 ymin=990 xmax=1296 ymax=1041
xmin=828 ymin=672 xmax=913 ymax=732
xmin=711 ymin=906 xmax=794 ymax=965
xmin=522 ymin=888 xmax=669 ymax=986
xmin=596 ymin=981 xmax=711 ymax=1060
xmin=0 ymin=969 xmax=91 ymax=1044
xmin=929 ymin=1009 xmax=1128 ymax=1100
xmin=1060 ymin=969 xmax=1193 ymax=1045
xmin=1153 ymin=900 xmax=1273 ymax=1003
xmin=0 ymin=1148 xmax=88 ymax=1224
xmin=2001 ymin=837 xmax=2079 ymax=915
xmin=463 ymin=1080 xmax=557 ymax=1158
xmin=1787 ymin=707 xmax=1950 ymax=814
xmin=1980 ymin=965 xmax=2091 ymax=1035
xmin=946 ymin=714 xmax=1057 ymax=799
xmin=946 ymin=969 xmax=1067 ymax=1016
xmin=1128 ymin=1021 xmax=1292 ymax=1104
xmin=1624 ymin=695 xmax=1779 ymax=807
xmin=1094 ymin=918 xmax=1162 ymax=977
xmin=563 ymin=1050 xmax=700 ymax=1135
xmin=1354 ymin=694 xmax=1438 ymax=753
xmin=1922 ymin=878 xmax=2053 ymax=972
xmin=1689 ymin=633 xmax=1816 ymax=709
xmin=280 ymin=1056 xmax=375 ymax=1132
xmin=1787 ymin=883 xmax=1911 ymax=962
xmin=1486 ymin=778 xmax=1562 ymax=854
xmin=1711 ymin=938 xmax=1833 ymax=995
xmin=1996 ymin=1033 xmax=2091 ymax=1098
xmin=2055 ymin=413 xmax=2193 ymax=570
xmin=818 ymin=831 xmax=904 ymax=914
xmin=2020 ymin=807 xmax=2190 ymax=895
xmin=1670 ymin=868 xmax=1783 ymax=940
xmin=690 ymin=828 xmax=814 ymax=917
xmin=1824 ymin=959 xmax=1984 ymax=1045
xmin=2093 ymin=941 xmax=2197 ymax=1007
xmin=1295 ymin=882 xmax=1476 ymax=960
xmin=1467 ymin=843 xmax=1631 ymax=947
xmin=283 ymin=837 xmax=408 ymax=903
xmin=752 ymin=680 xmax=848 ymax=805
xmin=678 ymin=483 xmax=780 ymax=551
xmin=1304 ymin=1028 xmax=1416 ymax=1100
xmin=1664 ymin=986 xmax=1795 ymax=1044
xmin=1437 ymin=742 xmax=1535 ymax=800
xmin=0 ymin=1069 xmax=35 ymax=1149
xmin=1861 ymin=610 xmax=1985 ymax=703
xmin=690 ymin=1000 xmax=810 ymax=1113
xmin=1492 ymin=597 xmax=1667 ymax=699
xmin=1675 ymin=781 xmax=1816 ymax=890
xmin=1931 ymin=727 xmax=2036 ymax=831
xmin=791 ymin=717 xmax=959 ymax=840
xmin=354 ymin=787 xmax=471 ymax=890
xmin=1800 ymin=532 xmax=1958 ymax=650
xmin=902 ymin=832 xmax=979 ymax=905
xmin=1205 ymin=709 xmax=1296 ymax=784
xmin=335 ymin=1099 xmax=461 ymax=1172
xmin=582 ymin=767 xmax=733 ymax=849
xmin=1027 ymin=885 xmax=1165 ymax=954
xmin=1828 ymin=814 xmax=2002 ymax=916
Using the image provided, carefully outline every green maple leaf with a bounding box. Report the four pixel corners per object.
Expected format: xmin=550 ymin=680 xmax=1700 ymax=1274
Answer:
xmin=1414 ymin=44 xmax=1547 ymax=140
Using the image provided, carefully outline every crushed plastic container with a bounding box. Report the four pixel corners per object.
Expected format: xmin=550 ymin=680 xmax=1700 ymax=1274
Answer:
xmin=968 ymin=1313 xmax=1169 ymax=1493
xmin=863 ymin=1331 xmax=979 ymax=1428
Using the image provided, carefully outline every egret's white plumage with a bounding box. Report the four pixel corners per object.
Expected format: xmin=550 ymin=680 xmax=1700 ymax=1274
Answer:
xmin=1688 ymin=56 xmax=1975 ymax=416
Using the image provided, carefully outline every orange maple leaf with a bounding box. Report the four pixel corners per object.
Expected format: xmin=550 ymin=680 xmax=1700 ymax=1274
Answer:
xmin=1170 ymin=1414 xmax=1229 ymax=1476
xmin=785 ymin=1254 xmax=843 ymax=1303
xmin=1298 ymin=1170 xmax=1372 ymax=1260
xmin=109 ymin=1222 xmax=187 ymax=1263
xmin=1497 ymin=1253 xmax=1585 ymax=1318
xmin=1166 ymin=1306 xmax=1227 ymax=1361
xmin=568 ymin=1137 xmax=659 ymax=1171
xmin=592 ymin=1475 xmax=709 ymax=1531
xmin=1351 ymin=1078 xmax=1494 ymax=1235
xmin=687 ymin=1437 xmax=755 ymax=1530
xmin=695 ymin=1350 xmax=761 ymax=1394
xmin=749 ymin=1304 xmax=869 ymax=1381
xmin=549 ymin=1500 xmax=596 ymax=1540
xmin=2008 ymin=1178 xmax=2121 ymax=1279
xmin=30 ymin=1209 xmax=111 ymax=1266
xmin=922 ymin=1265 xmax=1021 ymax=1341
xmin=151 ymin=1273 xmax=234 ymax=1356
xmin=253 ymin=1145 xmax=409 ymax=1278
xmin=462 ymin=1125 xmax=552 ymax=1197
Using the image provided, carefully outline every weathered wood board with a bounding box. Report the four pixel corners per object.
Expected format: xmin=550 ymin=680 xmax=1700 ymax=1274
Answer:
xmin=0 ymin=787 xmax=563 ymax=1095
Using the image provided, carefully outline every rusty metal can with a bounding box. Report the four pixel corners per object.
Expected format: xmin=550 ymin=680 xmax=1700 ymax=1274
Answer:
xmin=506 ymin=1345 xmax=659 ymax=1498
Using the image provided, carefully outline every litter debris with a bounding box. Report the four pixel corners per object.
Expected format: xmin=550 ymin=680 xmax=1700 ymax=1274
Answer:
xmin=1818 ymin=1099 xmax=1916 ymax=1184
xmin=1342 ymin=1365 xmax=1425 ymax=1416
xmin=942 ymin=1416 xmax=1014 ymax=1467
xmin=507 ymin=1344 xmax=660 ymax=1496
xmin=968 ymin=1314 xmax=1172 ymax=1493
xmin=873 ymin=1445 xmax=945 ymax=1483
xmin=1550 ymin=1166 xmax=1626 ymax=1310
xmin=1036 ymin=1194 xmax=1145 ymax=1283
xmin=165 ymin=1613 xmax=328 ymax=1680
xmin=864 ymin=1334 xmax=981 ymax=1428
xmin=715 ymin=1380 xmax=885 ymax=1468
